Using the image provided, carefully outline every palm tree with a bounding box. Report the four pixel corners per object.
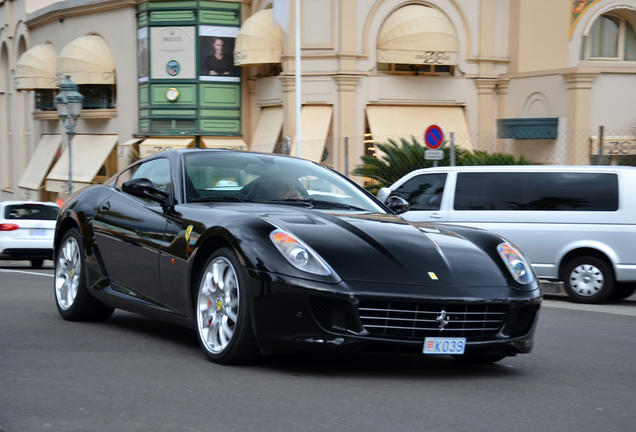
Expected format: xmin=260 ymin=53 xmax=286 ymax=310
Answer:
xmin=353 ymin=136 xmax=530 ymax=193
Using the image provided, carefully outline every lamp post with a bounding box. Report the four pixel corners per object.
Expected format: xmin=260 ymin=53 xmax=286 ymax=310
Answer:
xmin=54 ymin=75 xmax=84 ymax=195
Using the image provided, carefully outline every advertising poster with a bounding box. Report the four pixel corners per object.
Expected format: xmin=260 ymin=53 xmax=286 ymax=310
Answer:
xmin=199 ymin=26 xmax=240 ymax=82
xmin=150 ymin=26 xmax=196 ymax=79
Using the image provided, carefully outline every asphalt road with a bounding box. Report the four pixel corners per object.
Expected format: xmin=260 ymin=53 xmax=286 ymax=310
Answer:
xmin=1 ymin=261 xmax=635 ymax=432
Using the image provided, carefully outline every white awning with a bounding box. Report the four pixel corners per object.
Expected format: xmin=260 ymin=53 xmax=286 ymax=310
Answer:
xmin=377 ymin=5 xmax=459 ymax=65
xmin=18 ymin=135 xmax=62 ymax=190
xmin=234 ymin=9 xmax=283 ymax=66
xmin=366 ymin=105 xmax=472 ymax=150
xmin=250 ymin=107 xmax=283 ymax=153
xmin=45 ymin=135 xmax=118 ymax=192
xmin=201 ymin=137 xmax=248 ymax=149
xmin=56 ymin=35 xmax=115 ymax=85
xmin=292 ymin=105 xmax=333 ymax=163
xmin=15 ymin=43 xmax=58 ymax=90
xmin=138 ymin=137 xmax=195 ymax=159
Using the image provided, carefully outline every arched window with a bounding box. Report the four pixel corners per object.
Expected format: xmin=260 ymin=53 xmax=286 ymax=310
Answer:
xmin=581 ymin=13 xmax=636 ymax=61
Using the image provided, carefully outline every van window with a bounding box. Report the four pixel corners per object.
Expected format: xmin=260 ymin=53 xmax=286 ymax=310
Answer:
xmin=392 ymin=173 xmax=447 ymax=210
xmin=454 ymin=172 xmax=618 ymax=211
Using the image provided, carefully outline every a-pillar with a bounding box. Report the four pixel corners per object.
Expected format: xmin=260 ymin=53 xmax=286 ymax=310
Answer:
xmin=562 ymin=72 xmax=597 ymax=165
xmin=333 ymin=75 xmax=361 ymax=176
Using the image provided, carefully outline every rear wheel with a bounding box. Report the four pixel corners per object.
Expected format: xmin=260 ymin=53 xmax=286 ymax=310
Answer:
xmin=30 ymin=259 xmax=44 ymax=268
xmin=54 ymin=228 xmax=114 ymax=321
xmin=196 ymin=247 xmax=259 ymax=364
xmin=563 ymin=256 xmax=614 ymax=304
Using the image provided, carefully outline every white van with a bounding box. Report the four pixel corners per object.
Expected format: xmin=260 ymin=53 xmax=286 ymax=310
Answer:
xmin=377 ymin=165 xmax=636 ymax=304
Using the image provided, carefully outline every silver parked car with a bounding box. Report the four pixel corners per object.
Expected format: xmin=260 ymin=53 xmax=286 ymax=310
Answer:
xmin=377 ymin=165 xmax=636 ymax=304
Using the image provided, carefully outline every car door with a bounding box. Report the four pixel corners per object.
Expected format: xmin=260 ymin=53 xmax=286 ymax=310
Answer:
xmin=390 ymin=172 xmax=450 ymax=222
xmin=93 ymin=157 xmax=173 ymax=305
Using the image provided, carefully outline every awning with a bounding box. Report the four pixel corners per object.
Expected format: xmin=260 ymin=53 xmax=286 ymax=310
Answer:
xmin=366 ymin=105 xmax=472 ymax=150
xmin=234 ymin=9 xmax=283 ymax=66
xmin=56 ymin=35 xmax=115 ymax=85
xmin=45 ymin=135 xmax=118 ymax=192
xmin=377 ymin=5 xmax=459 ymax=65
xmin=201 ymin=137 xmax=248 ymax=149
xmin=293 ymin=105 xmax=333 ymax=163
xmin=18 ymin=135 xmax=62 ymax=190
xmin=138 ymin=137 xmax=195 ymax=159
xmin=249 ymin=107 xmax=283 ymax=153
xmin=15 ymin=43 xmax=58 ymax=90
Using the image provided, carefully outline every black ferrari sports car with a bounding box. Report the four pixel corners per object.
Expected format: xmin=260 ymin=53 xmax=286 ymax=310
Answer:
xmin=54 ymin=149 xmax=541 ymax=364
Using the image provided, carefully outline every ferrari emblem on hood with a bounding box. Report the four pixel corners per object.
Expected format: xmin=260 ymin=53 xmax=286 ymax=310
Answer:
xmin=428 ymin=272 xmax=438 ymax=280
xmin=185 ymin=225 xmax=193 ymax=242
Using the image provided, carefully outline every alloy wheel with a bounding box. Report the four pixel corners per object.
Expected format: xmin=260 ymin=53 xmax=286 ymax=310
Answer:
xmin=55 ymin=236 xmax=81 ymax=310
xmin=197 ymin=256 xmax=240 ymax=354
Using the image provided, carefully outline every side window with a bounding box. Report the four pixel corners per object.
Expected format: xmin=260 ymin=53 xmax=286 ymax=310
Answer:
xmin=454 ymin=173 xmax=525 ymax=210
xmin=118 ymin=158 xmax=172 ymax=204
xmin=528 ymin=173 xmax=618 ymax=211
xmin=392 ymin=173 xmax=447 ymax=210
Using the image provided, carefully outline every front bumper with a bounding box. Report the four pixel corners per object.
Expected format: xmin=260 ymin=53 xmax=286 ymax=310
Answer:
xmin=246 ymin=269 xmax=542 ymax=357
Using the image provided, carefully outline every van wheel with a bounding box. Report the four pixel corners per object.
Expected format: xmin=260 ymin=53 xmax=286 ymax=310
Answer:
xmin=563 ymin=257 xmax=614 ymax=304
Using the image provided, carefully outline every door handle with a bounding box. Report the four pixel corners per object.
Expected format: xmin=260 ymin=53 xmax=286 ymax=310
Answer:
xmin=429 ymin=213 xmax=442 ymax=219
xmin=100 ymin=201 xmax=111 ymax=211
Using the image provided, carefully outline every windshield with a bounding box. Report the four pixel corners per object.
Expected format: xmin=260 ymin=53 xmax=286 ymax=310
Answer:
xmin=183 ymin=152 xmax=386 ymax=213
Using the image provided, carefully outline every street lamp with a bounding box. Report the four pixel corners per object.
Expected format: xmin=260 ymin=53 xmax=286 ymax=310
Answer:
xmin=54 ymin=75 xmax=84 ymax=195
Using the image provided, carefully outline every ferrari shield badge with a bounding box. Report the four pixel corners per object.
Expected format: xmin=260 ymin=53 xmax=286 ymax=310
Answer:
xmin=185 ymin=225 xmax=193 ymax=242
xmin=428 ymin=272 xmax=438 ymax=280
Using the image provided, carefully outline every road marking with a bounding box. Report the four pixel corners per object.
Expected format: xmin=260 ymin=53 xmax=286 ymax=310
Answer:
xmin=0 ymin=269 xmax=54 ymax=278
xmin=542 ymin=299 xmax=636 ymax=317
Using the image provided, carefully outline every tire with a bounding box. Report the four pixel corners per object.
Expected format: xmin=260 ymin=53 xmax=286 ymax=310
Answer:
xmin=451 ymin=354 xmax=506 ymax=364
xmin=195 ymin=247 xmax=259 ymax=365
xmin=563 ymin=256 xmax=614 ymax=304
xmin=609 ymin=284 xmax=636 ymax=301
xmin=30 ymin=259 xmax=44 ymax=268
xmin=54 ymin=228 xmax=114 ymax=322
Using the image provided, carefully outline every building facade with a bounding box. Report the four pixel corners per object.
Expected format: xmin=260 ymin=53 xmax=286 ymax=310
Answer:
xmin=2 ymin=0 xmax=636 ymax=202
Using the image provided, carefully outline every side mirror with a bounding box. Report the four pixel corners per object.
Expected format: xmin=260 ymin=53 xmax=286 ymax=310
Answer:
xmin=376 ymin=187 xmax=392 ymax=204
xmin=122 ymin=178 xmax=169 ymax=204
xmin=386 ymin=196 xmax=410 ymax=215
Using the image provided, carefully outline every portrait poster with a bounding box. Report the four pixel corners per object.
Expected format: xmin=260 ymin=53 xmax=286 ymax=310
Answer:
xmin=199 ymin=26 xmax=241 ymax=82
xmin=150 ymin=26 xmax=196 ymax=80
xmin=137 ymin=27 xmax=149 ymax=82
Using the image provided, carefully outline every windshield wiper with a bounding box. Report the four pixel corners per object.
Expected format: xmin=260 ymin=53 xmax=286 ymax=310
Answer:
xmin=192 ymin=196 xmax=254 ymax=203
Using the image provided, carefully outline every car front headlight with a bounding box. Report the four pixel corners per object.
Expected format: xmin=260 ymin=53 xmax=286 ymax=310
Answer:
xmin=270 ymin=228 xmax=331 ymax=276
xmin=497 ymin=242 xmax=535 ymax=284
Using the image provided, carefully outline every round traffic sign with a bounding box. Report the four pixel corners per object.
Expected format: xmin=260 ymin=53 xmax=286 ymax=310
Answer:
xmin=424 ymin=124 xmax=446 ymax=150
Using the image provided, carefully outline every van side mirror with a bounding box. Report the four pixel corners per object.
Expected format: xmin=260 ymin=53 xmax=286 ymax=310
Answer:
xmin=376 ymin=187 xmax=392 ymax=204
xmin=122 ymin=178 xmax=169 ymax=204
xmin=386 ymin=196 xmax=410 ymax=215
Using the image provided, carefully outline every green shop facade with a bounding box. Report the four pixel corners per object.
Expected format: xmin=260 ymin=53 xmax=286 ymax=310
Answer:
xmin=136 ymin=1 xmax=247 ymax=154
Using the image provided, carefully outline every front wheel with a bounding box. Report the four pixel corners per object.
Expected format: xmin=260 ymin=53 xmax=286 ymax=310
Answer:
xmin=54 ymin=228 xmax=114 ymax=321
xmin=563 ymin=256 xmax=614 ymax=304
xmin=196 ymin=248 xmax=259 ymax=365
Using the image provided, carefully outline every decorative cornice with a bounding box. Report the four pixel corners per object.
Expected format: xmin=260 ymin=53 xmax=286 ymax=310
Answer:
xmin=332 ymin=75 xmax=361 ymax=92
xmin=34 ymin=109 xmax=117 ymax=120
xmin=475 ymin=78 xmax=497 ymax=94
xmin=496 ymin=78 xmax=510 ymax=95
xmin=278 ymin=75 xmax=296 ymax=92
xmin=562 ymin=72 xmax=598 ymax=90
xmin=26 ymin=0 xmax=138 ymax=28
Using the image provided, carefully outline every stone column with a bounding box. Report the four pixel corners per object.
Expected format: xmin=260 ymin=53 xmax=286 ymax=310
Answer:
xmin=494 ymin=78 xmax=510 ymax=153
xmin=562 ymin=72 xmax=597 ymax=164
xmin=333 ymin=75 xmax=361 ymax=175
xmin=475 ymin=78 xmax=498 ymax=152
xmin=279 ymin=74 xmax=297 ymax=151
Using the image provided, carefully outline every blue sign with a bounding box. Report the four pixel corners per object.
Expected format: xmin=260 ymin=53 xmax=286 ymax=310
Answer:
xmin=424 ymin=124 xmax=445 ymax=150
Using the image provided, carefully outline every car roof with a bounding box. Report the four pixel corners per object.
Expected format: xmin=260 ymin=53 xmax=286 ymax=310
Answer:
xmin=404 ymin=165 xmax=636 ymax=174
xmin=0 ymin=201 xmax=59 ymax=206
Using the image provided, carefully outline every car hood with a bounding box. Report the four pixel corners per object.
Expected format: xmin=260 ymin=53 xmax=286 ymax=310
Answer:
xmin=241 ymin=207 xmax=508 ymax=287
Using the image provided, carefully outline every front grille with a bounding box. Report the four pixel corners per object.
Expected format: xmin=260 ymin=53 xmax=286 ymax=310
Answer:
xmin=358 ymin=301 xmax=508 ymax=341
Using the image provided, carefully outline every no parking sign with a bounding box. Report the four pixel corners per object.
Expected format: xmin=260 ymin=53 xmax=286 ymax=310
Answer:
xmin=424 ymin=124 xmax=446 ymax=150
